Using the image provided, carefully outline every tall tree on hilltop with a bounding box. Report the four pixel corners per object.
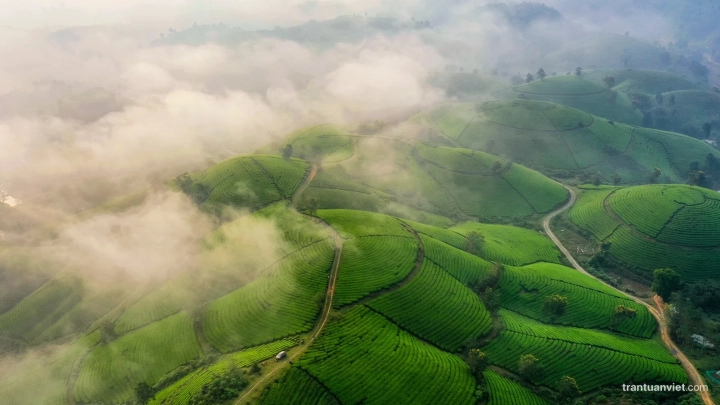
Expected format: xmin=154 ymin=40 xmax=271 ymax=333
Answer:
xmin=652 ymin=268 xmax=682 ymax=301
xmin=537 ymin=68 xmax=547 ymax=81
xmin=703 ymin=122 xmax=712 ymax=138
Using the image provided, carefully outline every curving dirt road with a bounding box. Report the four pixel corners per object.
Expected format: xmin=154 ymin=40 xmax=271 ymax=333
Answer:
xmin=542 ymin=186 xmax=713 ymax=405
xmin=234 ymin=165 xmax=342 ymax=405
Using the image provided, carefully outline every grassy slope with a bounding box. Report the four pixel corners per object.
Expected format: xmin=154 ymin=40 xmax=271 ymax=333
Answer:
xmin=418 ymin=99 xmax=720 ymax=184
xmin=569 ymin=184 xmax=720 ymax=280
xmin=511 ymin=76 xmax=643 ymax=125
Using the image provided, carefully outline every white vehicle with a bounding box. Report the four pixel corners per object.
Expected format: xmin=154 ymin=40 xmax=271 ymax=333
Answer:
xmin=275 ymin=351 xmax=287 ymax=361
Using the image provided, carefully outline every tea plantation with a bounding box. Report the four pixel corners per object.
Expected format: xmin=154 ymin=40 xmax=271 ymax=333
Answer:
xmin=415 ymin=99 xmax=720 ymax=184
xmin=569 ymin=184 xmax=720 ymax=280
xmin=2 ymin=88 xmax=712 ymax=405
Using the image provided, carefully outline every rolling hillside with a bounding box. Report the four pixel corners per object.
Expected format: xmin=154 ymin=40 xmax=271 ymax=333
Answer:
xmin=569 ymin=184 xmax=720 ymax=280
xmin=292 ymin=130 xmax=570 ymax=220
xmin=584 ymin=69 xmax=699 ymax=96
xmin=510 ymin=75 xmax=643 ymax=126
xmin=0 ymin=126 xmax=696 ymax=404
xmin=414 ymin=99 xmax=720 ymax=184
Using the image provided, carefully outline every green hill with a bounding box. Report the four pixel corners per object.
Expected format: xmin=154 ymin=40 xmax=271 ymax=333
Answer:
xmin=584 ymin=69 xmax=699 ymax=95
xmin=186 ymin=155 xmax=310 ymax=212
xmin=415 ymin=99 xmax=720 ymax=184
xmin=483 ymin=310 xmax=685 ymax=392
xmin=296 ymin=136 xmax=569 ymax=221
xmin=542 ymin=35 xmax=708 ymax=81
xmin=656 ymin=90 xmax=720 ymax=138
xmin=510 ymin=76 xmax=643 ymax=125
xmin=569 ymin=184 xmax=720 ymax=280
xmin=0 ymin=112 xmax=695 ymax=404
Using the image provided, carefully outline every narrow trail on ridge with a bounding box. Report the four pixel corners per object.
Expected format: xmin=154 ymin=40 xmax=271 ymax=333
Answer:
xmin=234 ymin=164 xmax=343 ymax=405
xmin=542 ymin=186 xmax=713 ymax=405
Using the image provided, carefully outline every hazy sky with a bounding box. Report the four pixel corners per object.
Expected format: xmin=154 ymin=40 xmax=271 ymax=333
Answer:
xmin=0 ymin=0 xmax=395 ymax=29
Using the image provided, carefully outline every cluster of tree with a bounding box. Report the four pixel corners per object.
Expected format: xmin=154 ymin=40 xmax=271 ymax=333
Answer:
xmin=188 ymin=367 xmax=248 ymax=405
xmin=175 ymin=173 xmax=211 ymax=205
xmin=358 ymin=120 xmax=386 ymax=135
xmin=464 ymin=231 xmax=485 ymax=255
xmin=481 ymin=2 xmax=562 ymax=28
xmin=650 ymin=268 xmax=719 ymax=357
xmin=684 ymin=153 xmax=720 ymax=190
xmin=652 ymin=268 xmax=683 ymax=301
xmin=518 ymin=354 xmax=542 ymax=380
xmin=281 ymin=144 xmax=293 ymax=159
xmin=466 ymin=349 xmax=488 ymax=379
xmin=631 ymin=90 xmax=719 ymax=143
xmin=675 ymin=279 xmax=720 ymax=313
xmin=649 ymin=167 xmax=662 ymax=184
xmin=543 ymin=294 xmax=568 ymax=317
xmin=135 ymin=356 xmax=220 ymax=404
xmin=612 ymin=305 xmax=637 ymax=325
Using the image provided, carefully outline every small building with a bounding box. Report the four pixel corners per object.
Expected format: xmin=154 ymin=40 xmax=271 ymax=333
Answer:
xmin=704 ymin=139 xmax=718 ymax=147
xmin=275 ymin=351 xmax=287 ymax=361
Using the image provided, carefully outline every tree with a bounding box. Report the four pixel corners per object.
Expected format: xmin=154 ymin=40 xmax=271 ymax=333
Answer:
xmin=281 ymin=144 xmax=293 ymax=160
xmin=556 ymin=376 xmax=581 ymax=397
xmin=607 ymin=90 xmax=618 ymax=104
xmin=518 ymin=354 xmax=541 ymax=380
xmin=656 ymin=92 xmax=664 ymax=105
xmin=189 ymin=368 xmax=248 ymax=405
xmin=543 ymin=294 xmax=568 ymax=317
xmin=650 ymin=168 xmax=661 ymax=183
xmin=135 ymin=382 xmax=155 ymax=404
xmin=306 ymin=198 xmax=318 ymax=216
xmin=466 ymin=349 xmax=489 ymax=377
xmin=602 ymin=76 xmax=616 ymax=88
xmin=669 ymin=94 xmax=676 ymax=106
xmin=511 ymin=74 xmax=524 ymax=85
xmin=482 ymin=287 xmax=501 ymax=311
xmin=491 ymin=161 xmax=503 ymax=173
xmin=537 ymin=68 xmax=547 ymax=81
xmin=592 ymin=174 xmax=602 ymax=186
xmin=612 ymin=173 xmax=622 ymax=185
xmin=688 ymin=170 xmax=709 ymax=188
xmin=525 ymin=73 xmax=534 ymax=83
xmin=612 ymin=305 xmax=637 ymax=324
xmin=703 ymin=122 xmax=712 ymax=138
xmin=175 ymin=173 xmax=193 ymax=194
xmin=465 ymin=231 xmax=485 ymax=255
xmin=652 ymin=268 xmax=682 ymax=301
xmin=575 ymin=67 xmax=583 ymax=77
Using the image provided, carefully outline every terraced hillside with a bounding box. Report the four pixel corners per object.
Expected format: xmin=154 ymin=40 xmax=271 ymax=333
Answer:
xmin=511 ymin=76 xmax=643 ymax=126
xmin=0 ymin=149 xmax=692 ymax=404
xmin=584 ymin=69 xmax=698 ymax=96
xmin=657 ymin=90 xmax=720 ymax=138
xmin=542 ymin=35 xmax=705 ymax=80
xmin=189 ymin=155 xmax=310 ymax=211
xmin=415 ymin=99 xmax=720 ymax=184
xmin=483 ymin=310 xmax=686 ymax=392
xmin=297 ymin=134 xmax=569 ymax=220
xmin=569 ymin=184 xmax=720 ymax=280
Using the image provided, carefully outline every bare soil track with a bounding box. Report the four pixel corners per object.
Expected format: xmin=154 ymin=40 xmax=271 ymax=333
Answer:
xmin=543 ymin=186 xmax=713 ymax=405
xmin=234 ymin=165 xmax=342 ymax=404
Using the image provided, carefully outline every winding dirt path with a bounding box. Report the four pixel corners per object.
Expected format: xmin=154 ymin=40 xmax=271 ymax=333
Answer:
xmin=542 ymin=186 xmax=713 ymax=405
xmin=234 ymin=165 xmax=342 ymax=405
